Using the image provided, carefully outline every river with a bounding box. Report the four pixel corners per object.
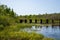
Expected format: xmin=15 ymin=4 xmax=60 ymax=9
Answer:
xmin=20 ymin=25 xmax=60 ymax=40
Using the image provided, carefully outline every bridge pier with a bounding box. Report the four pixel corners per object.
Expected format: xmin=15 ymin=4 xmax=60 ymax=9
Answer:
xmin=29 ymin=19 xmax=32 ymax=23
xmin=40 ymin=19 xmax=42 ymax=24
xmin=52 ymin=19 xmax=54 ymax=24
xmin=59 ymin=19 xmax=60 ymax=26
xmin=35 ymin=19 xmax=37 ymax=23
xmin=24 ymin=19 xmax=27 ymax=23
xmin=20 ymin=19 xmax=23 ymax=23
xmin=46 ymin=19 xmax=49 ymax=24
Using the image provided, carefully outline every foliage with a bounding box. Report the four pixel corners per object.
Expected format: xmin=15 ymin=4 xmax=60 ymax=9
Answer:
xmin=0 ymin=5 xmax=16 ymax=17
xmin=0 ymin=5 xmax=18 ymax=31
xmin=19 ymin=13 xmax=60 ymax=20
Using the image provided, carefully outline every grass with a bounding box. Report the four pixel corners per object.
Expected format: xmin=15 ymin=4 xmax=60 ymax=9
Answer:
xmin=0 ymin=31 xmax=54 ymax=40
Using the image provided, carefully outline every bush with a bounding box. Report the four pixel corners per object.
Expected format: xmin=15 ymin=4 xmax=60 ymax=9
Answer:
xmin=0 ymin=31 xmax=54 ymax=40
xmin=0 ymin=24 xmax=4 ymax=31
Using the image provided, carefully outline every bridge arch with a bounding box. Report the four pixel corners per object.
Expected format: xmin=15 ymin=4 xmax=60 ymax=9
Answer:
xmin=29 ymin=19 xmax=32 ymax=23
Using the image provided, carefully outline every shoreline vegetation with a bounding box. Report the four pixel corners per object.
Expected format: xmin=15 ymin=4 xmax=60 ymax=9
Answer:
xmin=0 ymin=5 xmax=60 ymax=40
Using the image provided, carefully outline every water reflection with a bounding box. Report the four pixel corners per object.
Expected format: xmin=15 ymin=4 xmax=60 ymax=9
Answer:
xmin=46 ymin=26 xmax=48 ymax=28
xmin=20 ymin=25 xmax=60 ymax=40
xmin=59 ymin=26 xmax=60 ymax=29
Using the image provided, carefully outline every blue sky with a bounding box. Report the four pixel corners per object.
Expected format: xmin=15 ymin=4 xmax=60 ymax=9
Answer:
xmin=0 ymin=0 xmax=60 ymax=15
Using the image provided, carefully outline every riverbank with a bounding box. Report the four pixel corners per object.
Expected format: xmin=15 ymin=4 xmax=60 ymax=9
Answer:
xmin=15 ymin=23 xmax=60 ymax=28
xmin=0 ymin=23 xmax=55 ymax=40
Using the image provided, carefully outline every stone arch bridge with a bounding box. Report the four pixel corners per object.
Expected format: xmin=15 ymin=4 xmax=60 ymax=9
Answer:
xmin=19 ymin=18 xmax=60 ymax=26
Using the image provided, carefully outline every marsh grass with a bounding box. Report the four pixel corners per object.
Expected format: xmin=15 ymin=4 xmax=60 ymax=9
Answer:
xmin=0 ymin=31 xmax=54 ymax=40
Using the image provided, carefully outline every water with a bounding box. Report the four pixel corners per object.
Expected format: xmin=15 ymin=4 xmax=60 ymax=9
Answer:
xmin=20 ymin=25 xmax=60 ymax=40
